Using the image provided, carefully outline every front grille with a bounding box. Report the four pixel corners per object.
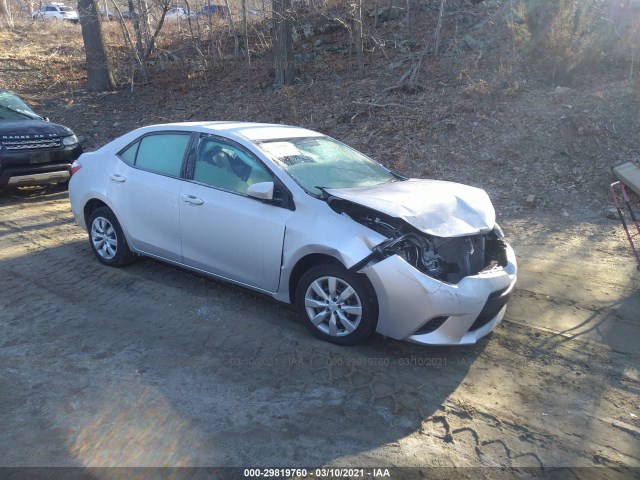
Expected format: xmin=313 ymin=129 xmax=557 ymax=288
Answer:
xmin=2 ymin=138 xmax=62 ymax=151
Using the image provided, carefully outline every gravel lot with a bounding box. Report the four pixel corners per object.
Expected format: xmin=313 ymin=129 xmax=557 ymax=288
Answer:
xmin=0 ymin=185 xmax=638 ymax=475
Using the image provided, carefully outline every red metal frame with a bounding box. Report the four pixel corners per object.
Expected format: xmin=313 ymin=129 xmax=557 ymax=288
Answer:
xmin=610 ymin=181 xmax=640 ymax=271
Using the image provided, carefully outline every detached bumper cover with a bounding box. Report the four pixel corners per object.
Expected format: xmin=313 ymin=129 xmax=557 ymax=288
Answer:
xmin=362 ymin=243 xmax=517 ymax=345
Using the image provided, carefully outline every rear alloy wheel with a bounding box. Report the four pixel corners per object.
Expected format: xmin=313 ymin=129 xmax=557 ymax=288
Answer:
xmin=88 ymin=207 xmax=135 ymax=267
xmin=296 ymin=264 xmax=378 ymax=346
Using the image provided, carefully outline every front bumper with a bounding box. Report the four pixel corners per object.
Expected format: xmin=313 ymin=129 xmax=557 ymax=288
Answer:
xmin=362 ymin=243 xmax=517 ymax=345
xmin=0 ymin=162 xmax=73 ymax=188
xmin=0 ymin=144 xmax=81 ymax=188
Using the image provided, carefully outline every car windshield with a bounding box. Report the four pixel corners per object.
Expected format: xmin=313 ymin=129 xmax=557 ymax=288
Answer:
xmin=0 ymin=91 xmax=40 ymax=120
xmin=258 ymin=136 xmax=398 ymax=196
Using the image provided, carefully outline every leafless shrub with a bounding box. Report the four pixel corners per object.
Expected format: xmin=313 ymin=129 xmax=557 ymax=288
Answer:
xmin=524 ymin=0 xmax=640 ymax=84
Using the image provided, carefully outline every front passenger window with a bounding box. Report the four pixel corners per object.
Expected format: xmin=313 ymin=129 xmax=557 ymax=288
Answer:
xmin=194 ymin=138 xmax=272 ymax=194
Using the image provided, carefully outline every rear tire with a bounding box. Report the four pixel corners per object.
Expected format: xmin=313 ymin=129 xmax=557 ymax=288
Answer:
xmin=295 ymin=264 xmax=378 ymax=346
xmin=88 ymin=207 xmax=135 ymax=267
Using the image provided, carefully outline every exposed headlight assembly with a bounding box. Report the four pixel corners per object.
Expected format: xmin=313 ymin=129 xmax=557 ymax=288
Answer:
xmin=377 ymin=233 xmax=447 ymax=279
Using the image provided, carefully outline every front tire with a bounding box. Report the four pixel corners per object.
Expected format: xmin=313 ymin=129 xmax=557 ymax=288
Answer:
xmin=295 ymin=264 xmax=378 ymax=346
xmin=88 ymin=207 xmax=135 ymax=267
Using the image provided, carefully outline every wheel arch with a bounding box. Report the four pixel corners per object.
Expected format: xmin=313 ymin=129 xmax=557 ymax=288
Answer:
xmin=287 ymin=253 xmax=378 ymax=310
xmin=288 ymin=253 xmax=343 ymax=304
xmin=83 ymin=198 xmax=110 ymax=230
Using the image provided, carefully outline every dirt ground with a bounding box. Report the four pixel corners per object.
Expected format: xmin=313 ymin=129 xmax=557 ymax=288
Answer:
xmin=1 ymin=1 xmax=640 ymax=475
xmin=0 ymin=178 xmax=638 ymax=475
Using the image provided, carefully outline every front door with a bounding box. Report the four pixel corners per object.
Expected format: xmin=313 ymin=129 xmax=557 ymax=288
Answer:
xmin=179 ymin=136 xmax=291 ymax=292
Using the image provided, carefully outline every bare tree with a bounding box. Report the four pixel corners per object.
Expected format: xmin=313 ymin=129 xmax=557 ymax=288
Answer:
xmin=406 ymin=0 xmax=410 ymax=31
xmin=139 ymin=0 xmax=171 ymax=62
xmin=107 ymin=0 xmax=148 ymax=84
xmin=353 ymin=0 xmax=364 ymax=78
xmin=128 ymin=0 xmax=148 ymax=81
xmin=272 ymin=0 xmax=294 ymax=86
xmin=241 ymin=0 xmax=250 ymax=63
xmin=223 ymin=0 xmax=240 ymax=58
xmin=434 ymin=0 xmax=445 ymax=55
xmin=0 ymin=0 xmax=12 ymax=25
xmin=78 ymin=0 xmax=116 ymax=91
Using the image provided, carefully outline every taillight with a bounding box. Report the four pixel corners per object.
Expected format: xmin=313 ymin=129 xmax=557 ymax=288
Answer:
xmin=70 ymin=160 xmax=82 ymax=175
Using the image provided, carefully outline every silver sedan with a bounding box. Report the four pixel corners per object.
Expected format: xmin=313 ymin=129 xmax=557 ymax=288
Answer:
xmin=68 ymin=122 xmax=517 ymax=346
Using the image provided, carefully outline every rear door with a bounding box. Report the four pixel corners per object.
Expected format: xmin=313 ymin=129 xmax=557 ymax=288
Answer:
xmin=106 ymin=131 xmax=193 ymax=262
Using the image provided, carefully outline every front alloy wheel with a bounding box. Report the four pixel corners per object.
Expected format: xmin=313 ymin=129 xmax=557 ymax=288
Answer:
xmin=296 ymin=264 xmax=377 ymax=345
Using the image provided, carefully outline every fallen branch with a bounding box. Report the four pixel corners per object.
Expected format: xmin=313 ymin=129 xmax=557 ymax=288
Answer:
xmin=353 ymin=101 xmax=417 ymax=112
xmin=375 ymin=68 xmax=413 ymax=98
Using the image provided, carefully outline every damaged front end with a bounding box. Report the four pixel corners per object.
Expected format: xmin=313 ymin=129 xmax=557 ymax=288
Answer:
xmin=334 ymin=199 xmax=508 ymax=284
xmin=326 ymin=195 xmax=517 ymax=345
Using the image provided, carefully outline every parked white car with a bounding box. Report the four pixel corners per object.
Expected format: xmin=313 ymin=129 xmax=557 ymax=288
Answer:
xmin=68 ymin=122 xmax=517 ymax=346
xmin=165 ymin=7 xmax=193 ymax=20
xmin=32 ymin=3 xmax=79 ymax=23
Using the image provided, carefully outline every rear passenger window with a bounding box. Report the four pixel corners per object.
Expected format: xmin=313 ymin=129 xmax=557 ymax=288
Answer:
xmin=119 ymin=133 xmax=190 ymax=177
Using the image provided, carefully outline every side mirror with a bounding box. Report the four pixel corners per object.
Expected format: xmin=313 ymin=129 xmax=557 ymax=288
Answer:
xmin=247 ymin=181 xmax=274 ymax=201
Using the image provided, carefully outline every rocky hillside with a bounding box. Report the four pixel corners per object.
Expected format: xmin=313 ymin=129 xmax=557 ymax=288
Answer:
xmin=1 ymin=0 xmax=639 ymax=228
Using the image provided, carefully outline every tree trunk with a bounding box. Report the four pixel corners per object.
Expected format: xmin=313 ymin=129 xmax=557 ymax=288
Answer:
xmin=354 ymin=0 xmax=364 ymax=79
xmin=406 ymin=0 xmax=410 ymax=32
xmin=128 ymin=0 xmax=148 ymax=81
xmin=142 ymin=1 xmax=170 ymax=62
xmin=241 ymin=0 xmax=249 ymax=63
xmin=434 ymin=0 xmax=445 ymax=56
xmin=109 ymin=0 xmax=147 ymax=84
xmin=137 ymin=0 xmax=152 ymax=47
xmin=272 ymin=0 xmax=294 ymax=86
xmin=78 ymin=0 xmax=116 ymax=91
xmin=0 ymin=0 xmax=13 ymax=25
xmin=222 ymin=0 xmax=239 ymax=58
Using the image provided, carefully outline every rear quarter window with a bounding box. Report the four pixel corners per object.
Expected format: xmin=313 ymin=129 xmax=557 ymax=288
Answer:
xmin=119 ymin=141 xmax=139 ymax=165
xmin=118 ymin=133 xmax=191 ymax=177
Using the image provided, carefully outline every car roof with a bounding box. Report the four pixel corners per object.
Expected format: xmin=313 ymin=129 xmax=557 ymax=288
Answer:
xmin=96 ymin=121 xmax=325 ymax=156
xmin=145 ymin=121 xmax=324 ymax=142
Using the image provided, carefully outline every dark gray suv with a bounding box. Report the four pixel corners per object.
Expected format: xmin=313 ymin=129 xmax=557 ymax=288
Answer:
xmin=0 ymin=90 xmax=83 ymax=189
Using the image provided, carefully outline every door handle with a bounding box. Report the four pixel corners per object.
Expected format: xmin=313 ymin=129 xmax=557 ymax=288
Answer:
xmin=109 ymin=174 xmax=126 ymax=183
xmin=181 ymin=194 xmax=204 ymax=205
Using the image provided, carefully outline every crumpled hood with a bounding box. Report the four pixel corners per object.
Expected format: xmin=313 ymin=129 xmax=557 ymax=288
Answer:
xmin=326 ymin=179 xmax=496 ymax=237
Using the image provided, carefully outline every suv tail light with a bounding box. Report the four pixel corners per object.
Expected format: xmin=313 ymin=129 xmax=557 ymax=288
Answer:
xmin=70 ymin=160 xmax=82 ymax=175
